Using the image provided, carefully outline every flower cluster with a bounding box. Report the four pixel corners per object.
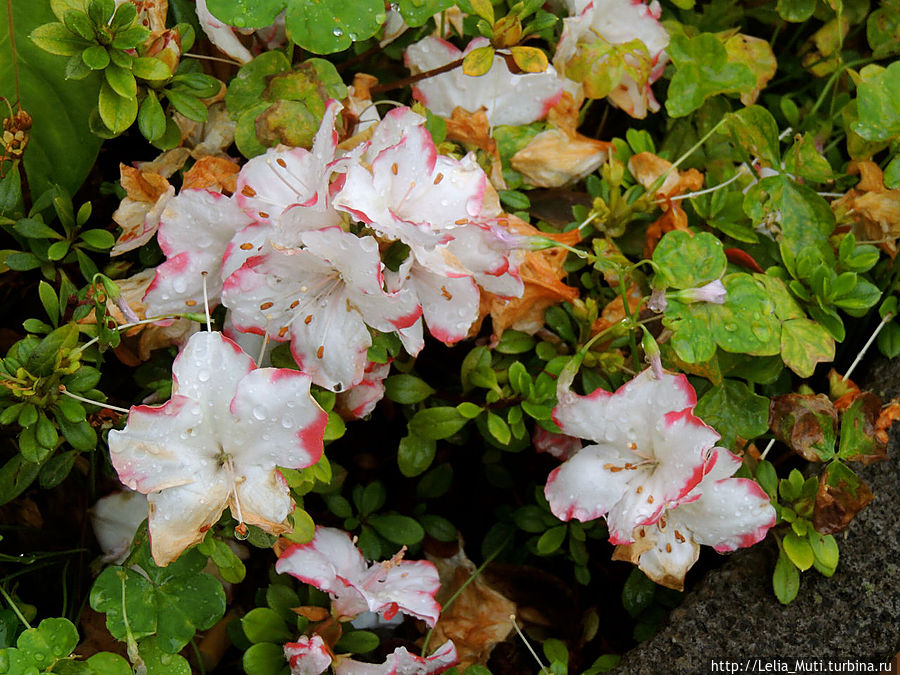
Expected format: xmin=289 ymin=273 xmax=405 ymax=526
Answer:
xmin=545 ymin=366 xmax=775 ymax=589
xmin=143 ymin=101 xmax=525 ymax=394
xmin=277 ymin=527 xmax=456 ymax=674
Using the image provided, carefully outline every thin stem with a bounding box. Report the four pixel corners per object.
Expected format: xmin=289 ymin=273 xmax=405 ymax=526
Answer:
xmin=202 ymin=272 xmax=212 ymax=332
xmin=843 ymin=313 xmax=894 ymax=382
xmin=817 ymin=192 xmax=846 ymax=198
xmin=0 ymin=585 xmax=31 ymax=629
xmin=257 ymin=332 xmax=270 ymax=366
xmin=6 ymin=0 xmax=20 ymax=111
xmin=75 ymin=315 xmax=200 ymax=355
xmin=618 ymin=275 xmax=640 ymax=372
xmin=370 ymin=57 xmax=465 ymax=95
xmin=59 ymin=386 xmax=130 ymax=414
xmin=663 ymin=168 xmax=747 ymax=203
xmin=421 ymin=535 xmax=510 ymax=655
xmin=648 ymin=118 xmax=727 ymax=195
xmin=183 ymin=53 xmax=244 ymax=66
xmin=509 ymin=614 xmax=549 ymax=674
xmin=760 ymin=438 xmax=776 ymax=461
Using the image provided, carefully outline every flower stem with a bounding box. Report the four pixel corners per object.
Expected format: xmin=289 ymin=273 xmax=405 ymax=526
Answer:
xmin=0 ymin=584 xmax=31 ymax=629
xmin=509 ymin=614 xmax=549 ymax=674
xmin=842 ymin=312 xmax=895 ymax=382
xmin=420 ymin=535 xmax=510 ymax=655
xmin=59 ymin=386 xmax=130 ymax=414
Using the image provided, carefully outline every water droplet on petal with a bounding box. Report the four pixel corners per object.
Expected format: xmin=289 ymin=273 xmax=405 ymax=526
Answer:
xmin=252 ymin=406 xmax=266 ymax=420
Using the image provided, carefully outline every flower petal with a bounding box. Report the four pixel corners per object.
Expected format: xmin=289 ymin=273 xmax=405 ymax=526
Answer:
xmin=284 ymin=635 xmax=332 ymax=675
xmin=147 ymin=478 xmax=231 ymax=566
xmin=544 ymin=443 xmax=638 ymax=523
xmin=276 ymin=526 xmax=368 ymax=598
xmin=334 ymin=641 xmax=458 ymax=675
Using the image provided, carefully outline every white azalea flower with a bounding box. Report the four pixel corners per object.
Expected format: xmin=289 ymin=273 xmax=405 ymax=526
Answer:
xmin=276 ymin=526 xmax=443 ymax=626
xmin=108 ymin=331 xmax=327 ymax=565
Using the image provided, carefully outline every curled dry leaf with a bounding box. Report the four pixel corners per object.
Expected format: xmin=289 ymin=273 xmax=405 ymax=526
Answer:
xmin=182 ymin=156 xmax=240 ymax=194
xmin=628 ymin=152 xmax=703 ymax=256
xmin=472 ymin=216 xmax=579 ymax=344
xmin=111 ymin=164 xmax=175 ymax=256
xmin=427 ymin=547 xmax=516 ymax=669
xmin=769 ymin=393 xmax=838 ymax=462
xmin=590 ymin=283 xmax=643 ymax=336
xmin=833 ymin=160 xmax=900 ymax=258
xmin=444 ymin=107 xmax=506 ymax=190
xmin=838 ymin=391 xmax=888 ymax=465
xmin=813 ymin=461 xmax=874 ymax=534
xmin=875 ymin=400 xmax=900 ymax=444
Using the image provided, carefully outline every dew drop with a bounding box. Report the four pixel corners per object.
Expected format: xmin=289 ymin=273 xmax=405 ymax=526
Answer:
xmin=172 ymin=278 xmax=188 ymax=294
xmin=724 ymin=322 xmax=737 ymax=332
xmin=281 ymin=414 xmax=294 ymax=428
xmin=252 ymin=406 xmax=266 ymax=420
xmin=198 ymin=370 xmax=210 ymax=382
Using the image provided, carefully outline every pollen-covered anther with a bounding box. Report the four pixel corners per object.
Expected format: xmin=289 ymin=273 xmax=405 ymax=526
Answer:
xmin=240 ymin=242 xmax=253 ymax=250
xmin=290 ymin=300 xmax=299 ymax=309
xmin=628 ymin=442 xmax=637 ymax=450
xmin=391 ymin=162 xmax=399 ymax=175
xmin=276 ymin=158 xmax=287 ymax=168
xmin=636 ymin=486 xmax=643 ymax=494
xmin=659 ymin=517 xmax=666 ymax=529
xmin=674 ymin=530 xmax=686 ymax=543
xmin=241 ymin=185 xmax=257 ymax=198
xmin=639 ymin=528 xmax=646 ymax=537
xmin=259 ymin=211 xmax=270 ymax=219
xmin=304 ymin=314 xmax=313 ymax=324
xmin=317 ymin=345 xmax=324 ymax=358
xmin=647 ymin=496 xmax=654 ymax=504
xmin=185 ymin=300 xmax=197 ymax=306
xmin=279 ymin=326 xmax=289 ymax=337
xmin=455 ymin=218 xmax=467 ymax=225
xmin=604 ymin=463 xmax=625 ymax=473
xmin=441 ymin=286 xmax=452 ymax=300
xmin=433 ymin=172 xmax=444 ymax=184
xmin=666 ymin=543 xmax=672 ymax=553
xmin=260 ymin=302 xmax=274 ymax=310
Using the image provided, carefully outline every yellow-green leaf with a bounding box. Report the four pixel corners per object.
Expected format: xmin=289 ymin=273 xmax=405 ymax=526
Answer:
xmin=462 ymin=45 xmax=495 ymax=76
xmin=469 ymin=0 xmax=494 ymax=24
xmin=510 ymin=45 xmax=548 ymax=73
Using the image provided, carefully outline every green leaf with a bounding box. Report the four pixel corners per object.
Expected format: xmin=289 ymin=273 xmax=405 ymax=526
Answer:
xmin=283 ymin=0 xmax=385 ymax=54
xmin=776 ymin=0 xmax=816 ymax=21
xmin=695 ymin=379 xmax=769 ymax=448
xmin=29 ymin=22 xmax=88 ymax=56
xmin=13 ymin=217 xmax=63 ymax=239
xmin=408 ymin=407 xmax=468 ymax=440
xmin=783 ymin=133 xmax=833 ymax=183
xmin=368 ymin=514 xmax=425 ymax=545
xmin=165 ymin=89 xmax=206 ymax=122
xmin=462 ymin=45 xmax=495 ymax=77
xmin=356 ymin=481 xmax=386 ymax=516
xmin=770 ymin=393 xmax=837 ymax=462
xmin=225 ymin=50 xmax=291 ymax=117
xmin=809 ymin=531 xmax=839 ymax=575
xmin=79 ymin=228 xmax=115 ymax=249
xmin=204 ymin=0 xmax=285 ymax=28
xmin=334 ymin=630 xmax=380 ymax=654
xmin=495 ymin=330 xmax=535 ymax=354
xmin=25 ymin=323 xmax=78 ymax=376
xmin=241 ymin=642 xmax=287 ymax=675
xmin=81 ymin=44 xmax=109 ymax=69
xmin=8 ymin=4 xmax=102 ymax=195
xmin=0 ymin=455 xmax=41 ymax=505
xmin=837 ymin=392 xmax=887 ymax=463
xmin=395 ymin=0 xmax=454 ymax=26
xmin=782 ymin=532 xmax=814 ymax=571
xmin=85 ymin=651 xmax=133 ymax=674
xmin=57 ymin=416 xmax=96 ymax=450
xmin=38 ymin=280 xmax=60 ymax=326
xmin=867 ymin=0 xmax=900 ymax=58
xmin=721 ymin=105 xmax=781 ymax=169
xmin=621 ymin=568 xmax=656 ymax=617
xmin=104 ymin=62 xmax=136 ymax=98
xmin=90 ymin=567 xmax=157 ymax=641
xmin=384 ymin=374 xmax=435 ymax=404
xmin=138 ymin=90 xmax=166 ymax=141
xmin=139 ymin=637 xmax=191 ymax=675
xmin=98 ymin=80 xmax=137 ymax=134
xmin=543 ymin=638 xmax=568 ymax=666
xmin=780 ymin=318 xmax=835 ymax=378
xmin=652 ymin=230 xmax=726 ymax=290
xmin=877 ymin=320 xmax=900 ymax=358
xmin=419 ymin=514 xmax=457 ymax=541
xmin=665 ymin=33 xmax=756 ymax=118
xmin=132 ymin=56 xmax=171 ymax=81
xmin=240 ymin=607 xmax=291 ymax=645
xmin=536 ymin=524 xmax=566 ymax=554
xmin=397 ymin=433 xmax=436 ymax=477
xmin=852 ymin=62 xmax=900 ymax=142
xmin=14 ymin=617 xmax=79 ymax=670
xmin=38 ymin=450 xmax=77 ymax=488
xmin=486 ymin=411 xmax=511 ymax=445
xmin=773 ymin=545 xmax=801 ymax=604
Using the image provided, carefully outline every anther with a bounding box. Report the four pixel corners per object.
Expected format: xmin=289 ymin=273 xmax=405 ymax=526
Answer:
xmin=241 ymin=185 xmax=256 ymax=197
xmin=666 ymin=543 xmax=672 ymax=553
xmin=279 ymin=326 xmax=288 ymax=337
xmin=276 ymin=158 xmax=287 ymax=168
xmin=317 ymin=346 xmax=324 ymax=358
xmin=260 ymin=302 xmax=273 ymax=310
xmin=391 ymin=162 xmax=398 ymax=175
xmin=434 ymin=173 xmax=444 ymax=184
xmin=304 ymin=314 xmax=313 ymax=324
xmin=185 ymin=300 xmax=196 ymax=306
xmin=240 ymin=242 xmax=253 ymax=250
xmin=647 ymin=496 xmax=654 ymax=504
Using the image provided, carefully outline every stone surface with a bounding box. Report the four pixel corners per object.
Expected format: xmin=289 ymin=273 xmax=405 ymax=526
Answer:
xmin=615 ymin=358 xmax=900 ymax=673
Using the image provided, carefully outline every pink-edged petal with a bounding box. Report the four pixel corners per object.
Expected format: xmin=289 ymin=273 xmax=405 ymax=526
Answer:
xmin=284 ymin=635 xmax=332 ymax=675
xmin=108 ymin=395 xmax=216 ymax=493
xmin=532 ymin=427 xmax=582 ymax=460
xmin=625 ymin=519 xmax=701 ymax=589
xmin=544 ymin=444 xmax=638 ymax=523
xmin=171 ymin=331 xmax=254 ymax=413
xmin=222 ymin=220 xmax=280 ymax=280
xmin=231 ymin=463 xmax=293 ymax=533
xmin=334 ymin=641 xmax=458 ymax=675
xmin=236 ymin=149 xmax=322 ymax=223
xmin=276 ymin=526 xmax=368 ymax=598
xmin=228 ymin=367 xmax=326 ymax=469
xmin=335 ymin=361 xmax=391 ymax=420
xmin=552 ymin=368 xmax=696 ymax=445
xmin=407 ymin=269 xmax=480 ymax=345
xmin=372 ymin=560 xmax=442 ymax=626
xmin=364 ymin=106 xmax=428 ymax=162
xmin=406 ymin=37 xmax=563 ymax=126
xmin=677 ymin=475 xmax=776 ymax=552
xmin=147 ymin=478 xmax=231 ymax=566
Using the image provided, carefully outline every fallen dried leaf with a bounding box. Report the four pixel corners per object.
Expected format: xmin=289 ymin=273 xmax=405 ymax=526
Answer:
xmin=875 ymin=400 xmax=900 ymax=444
xmin=769 ymin=393 xmax=838 ymax=462
xmin=833 ymin=160 xmax=900 ymax=258
xmin=813 ymin=461 xmax=874 ymax=534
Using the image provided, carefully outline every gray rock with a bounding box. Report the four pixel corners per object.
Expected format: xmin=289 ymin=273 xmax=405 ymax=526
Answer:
xmin=615 ymin=359 xmax=900 ymax=674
